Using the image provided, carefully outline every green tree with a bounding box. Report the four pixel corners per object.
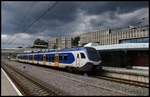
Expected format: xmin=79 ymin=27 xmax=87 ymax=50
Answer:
xmin=17 ymin=46 xmax=22 ymax=48
xmin=34 ymin=38 xmax=41 ymax=45
xmin=33 ymin=38 xmax=48 ymax=46
xmin=72 ymin=36 xmax=80 ymax=47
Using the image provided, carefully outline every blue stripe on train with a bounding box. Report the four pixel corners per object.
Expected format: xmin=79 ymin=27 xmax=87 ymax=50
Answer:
xmin=33 ymin=53 xmax=75 ymax=64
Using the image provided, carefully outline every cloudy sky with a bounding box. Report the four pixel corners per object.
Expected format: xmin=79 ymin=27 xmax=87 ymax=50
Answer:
xmin=2 ymin=1 xmax=149 ymax=48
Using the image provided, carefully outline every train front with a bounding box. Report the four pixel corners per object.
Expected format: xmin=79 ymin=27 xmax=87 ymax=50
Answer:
xmin=79 ymin=47 xmax=102 ymax=72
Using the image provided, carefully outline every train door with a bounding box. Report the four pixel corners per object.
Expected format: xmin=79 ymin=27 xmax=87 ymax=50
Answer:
xmin=76 ymin=53 xmax=80 ymax=67
xmin=37 ymin=55 xmax=39 ymax=64
xmin=32 ymin=54 xmax=34 ymax=64
xmin=43 ymin=54 xmax=46 ymax=65
xmin=55 ymin=54 xmax=59 ymax=67
xmin=79 ymin=52 xmax=86 ymax=66
xmin=27 ymin=55 xmax=29 ymax=63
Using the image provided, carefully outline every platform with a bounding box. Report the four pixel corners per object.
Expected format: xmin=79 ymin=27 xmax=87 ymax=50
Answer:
xmin=1 ymin=68 xmax=22 ymax=96
xmin=102 ymin=66 xmax=149 ymax=76
xmin=101 ymin=66 xmax=149 ymax=83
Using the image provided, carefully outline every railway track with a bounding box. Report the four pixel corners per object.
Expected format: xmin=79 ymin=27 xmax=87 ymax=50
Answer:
xmin=2 ymin=60 xmax=149 ymax=96
xmin=93 ymin=75 xmax=149 ymax=88
xmin=2 ymin=64 xmax=65 ymax=96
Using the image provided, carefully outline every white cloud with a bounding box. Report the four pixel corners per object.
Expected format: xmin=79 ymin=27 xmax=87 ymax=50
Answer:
xmin=13 ymin=33 xmax=32 ymax=39
xmin=2 ymin=34 xmax=8 ymax=39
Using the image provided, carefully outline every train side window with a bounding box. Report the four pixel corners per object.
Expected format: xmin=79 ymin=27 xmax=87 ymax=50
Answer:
xmin=46 ymin=55 xmax=49 ymax=61
xmin=59 ymin=56 xmax=62 ymax=60
xmin=34 ymin=56 xmax=36 ymax=60
xmin=80 ymin=53 xmax=86 ymax=59
xmin=49 ymin=56 xmax=52 ymax=62
xmin=29 ymin=56 xmax=31 ymax=60
xmin=52 ymin=57 xmax=54 ymax=62
xmin=64 ymin=56 xmax=67 ymax=60
xmin=36 ymin=56 xmax=37 ymax=60
xmin=41 ymin=56 xmax=43 ymax=61
xmin=35 ymin=56 xmax=38 ymax=60
xmin=39 ymin=56 xmax=42 ymax=61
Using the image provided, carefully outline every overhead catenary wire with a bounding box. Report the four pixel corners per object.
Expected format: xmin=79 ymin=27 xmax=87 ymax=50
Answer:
xmin=3 ymin=2 xmax=38 ymax=47
xmin=23 ymin=1 xmax=58 ymax=33
xmin=21 ymin=1 xmax=59 ymax=47
xmin=4 ymin=1 xmax=58 ymax=48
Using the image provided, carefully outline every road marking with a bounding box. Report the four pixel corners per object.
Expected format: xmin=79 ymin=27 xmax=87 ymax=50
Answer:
xmin=1 ymin=68 xmax=23 ymax=96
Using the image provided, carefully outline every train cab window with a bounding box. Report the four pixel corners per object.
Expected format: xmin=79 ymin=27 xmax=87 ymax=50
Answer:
xmin=80 ymin=53 xmax=86 ymax=59
xmin=59 ymin=56 xmax=62 ymax=60
xmin=64 ymin=56 xmax=67 ymax=60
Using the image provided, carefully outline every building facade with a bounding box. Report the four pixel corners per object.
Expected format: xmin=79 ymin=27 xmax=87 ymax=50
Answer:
xmin=79 ymin=26 xmax=149 ymax=46
xmin=48 ymin=37 xmax=72 ymax=49
xmin=48 ymin=38 xmax=57 ymax=49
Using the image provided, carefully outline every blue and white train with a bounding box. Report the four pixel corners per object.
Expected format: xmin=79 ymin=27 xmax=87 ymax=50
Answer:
xmin=17 ymin=47 xmax=102 ymax=72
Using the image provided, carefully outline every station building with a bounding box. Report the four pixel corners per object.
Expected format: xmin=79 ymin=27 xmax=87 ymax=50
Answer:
xmin=79 ymin=25 xmax=149 ymax=46
xmin=79 ymin=25 xmax=149 ymax=69
xmin=48 ymin=37 xmax=72 ymax=49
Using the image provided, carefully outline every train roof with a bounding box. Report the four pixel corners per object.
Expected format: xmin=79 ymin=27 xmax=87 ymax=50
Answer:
xmin=17 ymin=47 xmax=89 ymax=56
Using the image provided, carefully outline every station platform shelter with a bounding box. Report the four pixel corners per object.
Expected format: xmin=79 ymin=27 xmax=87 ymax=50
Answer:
xmin=90 ymin=43 xmax=149 ymax=69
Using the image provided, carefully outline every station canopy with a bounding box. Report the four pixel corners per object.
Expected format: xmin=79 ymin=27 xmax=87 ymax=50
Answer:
xmin=84 ymin=43 xmax=149 ymax=51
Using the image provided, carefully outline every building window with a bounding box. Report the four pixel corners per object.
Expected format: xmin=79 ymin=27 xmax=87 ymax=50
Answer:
xmin=120 ymin=38 xmax=149 ymax=43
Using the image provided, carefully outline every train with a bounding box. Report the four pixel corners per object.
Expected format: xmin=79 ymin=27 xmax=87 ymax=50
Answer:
xmin=16 ymin=47 xmax=102 ymax=72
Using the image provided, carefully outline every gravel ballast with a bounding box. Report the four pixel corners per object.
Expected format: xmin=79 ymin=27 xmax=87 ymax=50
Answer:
xmin=2 ymin=59 xmax=149 ymax=96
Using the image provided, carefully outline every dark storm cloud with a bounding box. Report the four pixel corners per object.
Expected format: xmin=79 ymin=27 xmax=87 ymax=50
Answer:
xmin=2 ymin=1 xmax=149 ymax=48
xmin=2 ymin=1 xmax=148 ymax=35
xmin=80 ymin=1 xmax=148 ymax=15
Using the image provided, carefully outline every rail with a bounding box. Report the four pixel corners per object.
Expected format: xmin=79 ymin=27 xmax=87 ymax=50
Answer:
xmin=93 ymin=75 xmax=149 ymax=88
xmin=1 ymin=64 xmax=65 ymax=96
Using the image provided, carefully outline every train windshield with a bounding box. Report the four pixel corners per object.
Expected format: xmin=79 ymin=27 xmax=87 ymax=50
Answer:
xmin=85 ymin=47 xmax=100 ymax=61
